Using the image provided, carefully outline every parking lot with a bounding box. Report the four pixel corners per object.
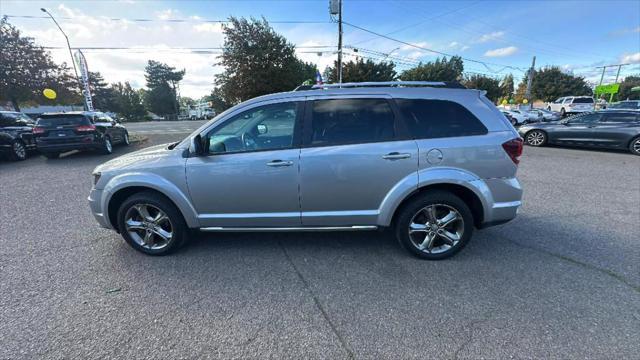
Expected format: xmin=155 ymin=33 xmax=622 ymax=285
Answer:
xmin=1 ymin=124 xmax=639 ymax=358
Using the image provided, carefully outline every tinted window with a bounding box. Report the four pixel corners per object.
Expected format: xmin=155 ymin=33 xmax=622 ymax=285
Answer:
xmin=309 ymin=99 xmax=395 ymax=146
xmin=396 ymin=99 xmax=488 ymax=139
xmin=601 ymin=113 xmax=638 ymax=123
xmin=0 ymin=113 xmax=19 ymax=127
xmin=609 ymin=101 xmax=639 ymax=109
xmin=36 ymin=115 xmax=91 ymax=127
xmin=572 ymin=97 xmax=594 ymax=103
xmin=207 ymin=102 xmax=298 ymax=154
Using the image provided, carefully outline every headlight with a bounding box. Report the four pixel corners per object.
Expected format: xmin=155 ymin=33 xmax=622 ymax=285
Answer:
xmin=93 ymin=172 xmax=101 ymax=186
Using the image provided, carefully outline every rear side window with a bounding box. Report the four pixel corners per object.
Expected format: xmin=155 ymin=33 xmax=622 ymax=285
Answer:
xmin=572 ymin=97 xmax=594 ymax=103
xmin=309 ymin=99 xmax=395 ymax=146
xmin=601 ymin=113 xmax=638 ymax=123
xmin=0 ymin=113 xmax=18 ymax=127
xmin=36 ymin=115 xmax=91 ymax=127
xmin=396 ymin=99 xmax=488 ymax=139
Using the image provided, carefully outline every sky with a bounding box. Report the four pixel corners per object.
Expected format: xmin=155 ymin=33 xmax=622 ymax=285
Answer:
xmin=2 ymin=0 xmax=639 ymax=99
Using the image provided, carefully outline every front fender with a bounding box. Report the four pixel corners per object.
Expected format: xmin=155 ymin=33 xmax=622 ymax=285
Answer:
xmin=101 ymin=172 xmax=200 ymax=228
xmin=377 ymin=167 xmax=491 ymax=226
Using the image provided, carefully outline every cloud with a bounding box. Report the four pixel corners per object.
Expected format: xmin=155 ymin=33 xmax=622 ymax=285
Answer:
xmin=609 ymin=26 xmax=640 ymax=36
xmin=156 ymin=9 xmax=180 ymax=20
xmin=477 ymin=31 xmax=504 ymax=43
xmin=621 ymin=52 xmax=640 ymax=64
xmin=193 ymin=23 xmax=223 ymax=33
xmin=484 ymin=46 xmax=518 ymax=57
xmin=448 ymin=41 xmax=469 ymax=52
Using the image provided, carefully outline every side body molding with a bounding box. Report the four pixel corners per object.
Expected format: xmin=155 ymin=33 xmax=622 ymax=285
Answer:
xmin=377 ymin=167 xmax=491 ymax=226
xmin=101 ymin=172 xmax=201 ymax=228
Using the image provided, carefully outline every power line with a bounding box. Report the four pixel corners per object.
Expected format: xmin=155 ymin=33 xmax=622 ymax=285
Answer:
xmin=3 ymin=14 xmax=332 ymax=24
xmin=342 ymin=21 xmax=527 ymax=72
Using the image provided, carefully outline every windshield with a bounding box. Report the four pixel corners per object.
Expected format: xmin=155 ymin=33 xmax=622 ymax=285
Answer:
xmin=37 ymin=115 xmax=91 ymax=127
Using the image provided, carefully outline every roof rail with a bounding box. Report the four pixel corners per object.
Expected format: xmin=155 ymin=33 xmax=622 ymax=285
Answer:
xmin=305 ymin=81 xmax=466 ymax=90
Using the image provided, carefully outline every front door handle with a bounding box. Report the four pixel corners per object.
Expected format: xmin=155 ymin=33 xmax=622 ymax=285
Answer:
xmin=382 ymin=152 xmax=411 ymax=160
xmin=266 ymin=160 xmax=294 ymax=167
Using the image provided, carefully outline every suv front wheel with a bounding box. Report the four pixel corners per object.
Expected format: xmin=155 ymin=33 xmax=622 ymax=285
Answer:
xmin=117 ymin=191 xmax=188 ymax=255
xmin=395 ymin=191 xmax=473 ymax=260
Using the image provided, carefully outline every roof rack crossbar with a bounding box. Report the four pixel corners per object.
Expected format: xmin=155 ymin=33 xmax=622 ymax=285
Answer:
xmin=308 ymin=81 xmax=465 ymax=90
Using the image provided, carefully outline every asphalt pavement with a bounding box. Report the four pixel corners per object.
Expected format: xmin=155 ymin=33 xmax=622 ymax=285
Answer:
xmin=1 ymin=126 xmax=638 ymax=359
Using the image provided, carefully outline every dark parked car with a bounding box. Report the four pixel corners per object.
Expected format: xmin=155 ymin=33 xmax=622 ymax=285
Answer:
xmin=34 ymin=111 xmax=130 ymax=159
xmin=0 ymin=111 xmax=37 ymax=161
xmin=605 ymin=100 xmax=640 ymax=110
xmin=517 ymin=110 xmax=640 ymax=155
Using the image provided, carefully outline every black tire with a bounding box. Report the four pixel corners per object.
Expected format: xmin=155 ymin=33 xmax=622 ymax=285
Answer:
xmin=524 ymin=130 xmax=547 ymax=147
xmin=395 ymin=191 xmax=474 ymax=260
xmin=560 ymin=108 xmax=566 ymax=117
xmin=101 ymin=136 xmax=113 ymax=154
xmin=43 ymin=152 xmax=60 ymax=159
xmin=122 ymin=131 xmax=130 ymax=146
xmin=117 ymin=191 xmax=189 ymax=256
xmin=9 ymin=140 xmax=27 ymax=161
xmin=629 ymin=136 xmax=640 ymax=156
xmin=547 ymin=106 xmax=551 ymax=111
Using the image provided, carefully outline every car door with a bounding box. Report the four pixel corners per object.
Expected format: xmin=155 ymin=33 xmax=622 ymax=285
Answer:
xmin=593 ymin=112 xmax=639 ymax=148
xmin=299 ymin=96 xmax=418 ymax=226
xmin=96 ymin=113 xmax=121 ymax=143
xmin=186 ymin=99 xmax=303 ymax=227
xmin=550 ymin=113 xmax=601 ymax=145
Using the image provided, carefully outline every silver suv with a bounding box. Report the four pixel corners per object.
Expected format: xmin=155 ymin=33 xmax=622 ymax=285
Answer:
xmin=89 ymin=82 xmax=523 ymax=259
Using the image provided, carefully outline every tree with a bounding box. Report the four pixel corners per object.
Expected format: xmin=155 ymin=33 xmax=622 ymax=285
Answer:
xmin=143 ymin=60 xmax=185 ymax=116
xmin=326 ymin=58 xmax=396 ymax=83
xmin=499 ymin=74 xmax=515 ymax=100
xmin=463 ymin=74 xmax=501 ymax=102
xmin=528 ymin=66 xmax=592 ymax=102
xmin=88 ymin=71 xmax=115 ymax=111
xmin=617 ymin=75 xmax=640 ymax=100
xmin=109 ymin=82 xmax=146 ymax=121
xmin=399 ymin=56 xmax=464 ymax=82
xmin=207 ymin=89 xmax=231 ymax=113
xmin=215 ymin=17 xmax=317 ymax=105
xmin=0 ymin=17 xmax=80 ymax=110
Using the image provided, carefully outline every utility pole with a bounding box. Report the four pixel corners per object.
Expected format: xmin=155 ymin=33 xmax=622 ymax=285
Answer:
xmin=329 ymin=0 xmax=343 ymax=84
xmin=337 ymin=0 xmax=343 ymax=84
xmin=524 ymin=56 xmax=536 ymax=108
xmin=41 ymin=8 xmax=85 ymax=110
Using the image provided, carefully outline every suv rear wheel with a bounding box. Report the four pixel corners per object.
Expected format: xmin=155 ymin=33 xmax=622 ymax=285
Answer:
xmin=117 ymin=191 xmax=188 ymax=255
xmin=101 ymin=136 xmax=113 ymax=155
xmin=9 ymin=140 xmax=27 ymax=161
xmin=395 ymin=191 xmax=473 ymax=260
xmin=629 ymin=136 xmax=640 ymax=156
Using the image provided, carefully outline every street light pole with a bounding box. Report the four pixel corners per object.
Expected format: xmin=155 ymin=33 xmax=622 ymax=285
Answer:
xmin=40 ymin=8 xmax=85 ymax=109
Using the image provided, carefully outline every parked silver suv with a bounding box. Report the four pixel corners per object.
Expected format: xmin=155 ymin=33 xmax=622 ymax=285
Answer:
xmin=89 ymin=82 xmax=523 ymax=259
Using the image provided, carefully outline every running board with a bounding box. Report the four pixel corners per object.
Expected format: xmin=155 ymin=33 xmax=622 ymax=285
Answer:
xmin=199 ymin=225 xmax=378 ymax=232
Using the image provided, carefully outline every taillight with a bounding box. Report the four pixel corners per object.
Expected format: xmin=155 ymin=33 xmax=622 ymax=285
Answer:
xmin=502 ymin=138 xmax=523 ymax=165
xmin=32 ymin=127 xmax=45 ymax=135
xmin=76 ymin=124 xmax=96 ymax=132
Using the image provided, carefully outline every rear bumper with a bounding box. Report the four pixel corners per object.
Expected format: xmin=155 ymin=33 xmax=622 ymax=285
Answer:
xmin=88 ymin=188 xmax=113 ymax=229
xmin=36 ymin=140 xmax=101 ymax=153
xmin=474 ymin=177 xmax=523 ymax=228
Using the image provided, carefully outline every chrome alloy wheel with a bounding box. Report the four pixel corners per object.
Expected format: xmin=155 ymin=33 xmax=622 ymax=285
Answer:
xmin=124 ymin=204 xmax=173 ymax=250
xmin=105 ymin=138 xmax=113 ymax=153
xmin=526 ymin=131 xmax=545 ymax=146
xmin=13 ymin=141 xmax=26 ymax=160
xmin=123 ymin=132 xmax=130 ymax=145
xmin=633 ymin=138 xmax=640 ymax=154
xmin=408 ymin=204 xmax=464 ymax=254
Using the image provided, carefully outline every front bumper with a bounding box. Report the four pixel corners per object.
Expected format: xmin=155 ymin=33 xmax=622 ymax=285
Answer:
xmin=88 ymin=188 xmax=112 ymax=229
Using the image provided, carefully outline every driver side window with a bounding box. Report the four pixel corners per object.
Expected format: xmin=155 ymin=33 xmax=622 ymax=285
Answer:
xmin=206 ymin=101 xmax=299 ymax=154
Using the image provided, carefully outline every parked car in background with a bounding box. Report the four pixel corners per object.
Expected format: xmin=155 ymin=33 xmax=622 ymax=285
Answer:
xmin=606 ymin=100 xmax=640 ymax=110
xmin=547 ymin=96 xmax=594 ymax=117
xmin=518 ymin=110 xmax=640 ymax=155
xmin=501 ymin=110 xmax=527 ymax=125
xmin=34 ymin=111 xmax=130 ymax=159
xmin=534 ymin=108 xmax=562 ymax=122
xmin=89 ymin=82 xmax=523 ymax=260
xmin=0 ymin=111 xmax=37 ymax=161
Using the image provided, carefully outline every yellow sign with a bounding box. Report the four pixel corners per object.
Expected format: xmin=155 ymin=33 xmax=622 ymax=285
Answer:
xmin=43 ymin=88 xmax=57 ymax=100
xmin=522 ymin=99 xmax=529 ymax=104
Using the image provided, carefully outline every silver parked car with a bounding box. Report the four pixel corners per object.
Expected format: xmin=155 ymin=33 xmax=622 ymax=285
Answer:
xmin=89 ymin=82 xmax=524 ymax=259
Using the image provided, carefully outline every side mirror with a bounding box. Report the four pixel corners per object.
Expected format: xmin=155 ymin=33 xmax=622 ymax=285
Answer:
xmin=192 ymin=134 xmax=204 ymax=155
xmin=257 ymin=124 xmax=268 ymax=135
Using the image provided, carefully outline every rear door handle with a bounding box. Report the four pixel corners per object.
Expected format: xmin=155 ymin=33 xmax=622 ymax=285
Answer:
xmin=266 ymin=160 xmax=294 ymax=167
xmin=382 ymin=152 xmax=411 ymax=160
